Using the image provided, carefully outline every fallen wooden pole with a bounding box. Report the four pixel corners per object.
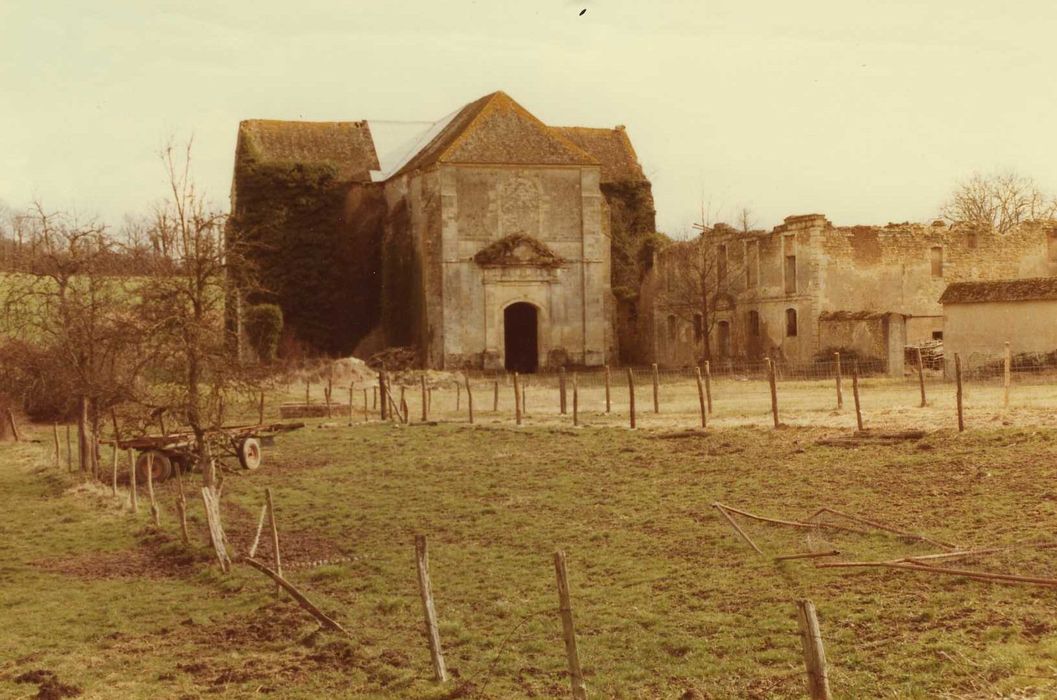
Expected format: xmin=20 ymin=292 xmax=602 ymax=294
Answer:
xmin=554 ymin=550 xmax=588 ymax=700
xmin=807 ymin=506 xmax=957 ymax=550
xmin=714 ymin=502 xmax=870 ymax=535
xmin=774 ymin=550 xmax=841 ymax=562
xmin=712 ymin=502 xmax=764 ymax=555
xmin=414 ymin=535 xmax=448 ymax=683
xmin=815 ymin=560 xmax=1057 ymax=588
xmin=796 ymin=600 xmax=832 ymax=700
xmin=243 ymin=558 xmax=350 ymax=634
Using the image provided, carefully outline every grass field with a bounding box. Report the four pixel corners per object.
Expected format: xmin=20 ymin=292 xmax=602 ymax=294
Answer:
xmin=3 ymin=378 xmax=1057 ymax=698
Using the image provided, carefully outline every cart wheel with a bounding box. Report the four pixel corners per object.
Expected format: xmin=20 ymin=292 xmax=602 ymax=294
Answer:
xmin=237 ymin=438 xmax=262 ymax=470
xmin=135 ymin=450 xmax=173 ymax=483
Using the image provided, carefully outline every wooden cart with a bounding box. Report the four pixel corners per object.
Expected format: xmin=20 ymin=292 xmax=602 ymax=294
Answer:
xmin=108 ymin=422 xmax=303 ymax=482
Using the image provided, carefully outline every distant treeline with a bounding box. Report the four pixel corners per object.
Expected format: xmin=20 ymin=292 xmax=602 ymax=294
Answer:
xmin=0 ymin=236 xmax=173 ymax=276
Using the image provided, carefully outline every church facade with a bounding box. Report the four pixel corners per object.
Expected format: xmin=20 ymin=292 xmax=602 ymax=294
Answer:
xmin=229 ymin=92 xmax=656 ymax=370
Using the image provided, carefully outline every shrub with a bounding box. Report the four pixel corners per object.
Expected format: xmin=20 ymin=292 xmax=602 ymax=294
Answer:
xmin=243 ymin=303 xmax=284 ymax=363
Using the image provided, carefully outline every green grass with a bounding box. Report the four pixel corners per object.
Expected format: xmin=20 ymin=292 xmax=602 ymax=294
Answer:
xmin=3 ymin=414 xmax=1057 ymax=698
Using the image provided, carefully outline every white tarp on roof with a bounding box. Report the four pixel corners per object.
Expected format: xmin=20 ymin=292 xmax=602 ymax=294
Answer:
xmin=367 ymin=106 xmax=462 ymax=181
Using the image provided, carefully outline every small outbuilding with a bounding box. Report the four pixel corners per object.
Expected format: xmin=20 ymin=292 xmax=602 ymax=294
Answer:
xmin=939 ymin=277 xmax=1057 ymax=373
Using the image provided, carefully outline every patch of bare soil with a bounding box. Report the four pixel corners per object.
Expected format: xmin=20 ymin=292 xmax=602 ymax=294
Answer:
xmin=222 ymin=502 xmax=346 ymax=567
xmin=14 ymin=669 xmax=82 ymax=699
xmin=33 ymin=530 xmax=203 ymax=580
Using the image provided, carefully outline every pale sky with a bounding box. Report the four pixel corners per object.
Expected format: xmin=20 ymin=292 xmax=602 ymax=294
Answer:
xmin=2 ymin=0 xmax=1056 ymax=238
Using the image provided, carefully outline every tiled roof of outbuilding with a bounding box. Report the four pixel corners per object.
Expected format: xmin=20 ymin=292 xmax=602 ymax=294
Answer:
xmin=237 ymin=120 xmax=379 ymax=182
xmin=940 ymin=277 xmax=1057 ymax=304
xmin=551 ymin=126 xmax=646 ymax=183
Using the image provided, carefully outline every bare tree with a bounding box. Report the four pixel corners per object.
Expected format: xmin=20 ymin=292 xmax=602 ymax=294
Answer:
xmin=133 ymin=139 xmax=259 ymax=486
xmin=661 ymin=227 xmax=745 ymax=361
xmin=737 ymin=206 xmax=756 ymax=234
xmin=0 ymin=204 xmax=150 ymax=475
xmin=942 ymin=171 xmax=1056 ymax=234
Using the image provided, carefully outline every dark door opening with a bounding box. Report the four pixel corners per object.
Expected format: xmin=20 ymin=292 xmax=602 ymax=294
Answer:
xmin=504 ymin=302 xmax=539 ymax=373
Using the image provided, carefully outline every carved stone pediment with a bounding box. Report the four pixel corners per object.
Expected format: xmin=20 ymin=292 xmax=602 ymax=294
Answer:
xmin=473 ymin=233 xmax=565 ymax=269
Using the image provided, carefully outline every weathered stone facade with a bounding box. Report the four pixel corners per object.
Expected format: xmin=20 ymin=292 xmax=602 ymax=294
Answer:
xmin=230 ymin=92 xmax=655 ymax=370
xmin=646 ymin=214 xmax=1057 ymax=373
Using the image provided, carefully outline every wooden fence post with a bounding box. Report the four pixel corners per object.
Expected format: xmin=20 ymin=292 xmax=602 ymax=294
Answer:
xmin=266 ymin=487 xmax=282 ymax=596
xmin=522 ymin=378 xmax=528 ymax=415
xmin=363 ymin=388 xmax=369 ymax=422
xmin=559 ymin=367 xmax=568 ymax=415
xmin=373 ymin=385 xmax=378 ymax=410
xmin=66 ymin=424 xmax=72 ymax=471
xmin=324 ymin=382 xmax=332 ymax=418
xmin=493 ymin=380 xmax=499 ymax=412
xmin=52 ymin=423 xmax=60 ymax=468
xmin=704 ymin=360 xmax=713 ymax=414
xmin=554 ymin=550 xmax=588 ymax=700
xmin=201 ymin=486 xmax=231 ymax=573
xmin=465 ymin=376 xmax=474 ymax=424
xmin=604 ymin=364 xmax=611 ymax=414
xmin=1003 ymin=341 xmax=1011 ymax=408
xmin=796 ymin=599 xmax=832 ymax=700
xmin=627 ymin=368 xmax=636 ymax=429
xmin=415 ymin=535 xmax=448 ymax=683
xmin=146 ymin=453 xmax=160 ymax=527
xmin=259 ymin=391 xmax=265 ymax=425
xmin=400 ymin=387 xmax=409 ymax=425
xmin=379 ymin=372 xmax=388 ymax=421
xmin=456 ymin=383 xmax=461 ymax=412
xmin=6 ymin=408 xmax=20 ymax=442
xmin=852 ymin=361 xmax=863 ymax=431
xmin=110 ymin=411 xmax=121 ymax=497
xmin=572 ymin=373 xmax=579 ymax=427
xmin=955 ymin=353 xmax=965 ymax=432
xmin=695 ymin=366 xmax=707 ymax=428
xmin=305 ymin=381 xmax=310 ymax=406
xmin=128 ymin=449 xmax=138 ymax=514
xmin=767 ymin=358 xmax=779 ymax=428
xmin=916 ymin=346 xmax=926 ymax=407
xmin=175 ymin=470 xmax=190 ymax=545
xmin=514 ymin=372 xmax=522 ymax=426
xmin=348 ymin=384 xmax=355 ymax=426
xmin=651 ymin=363 xmax=660 ymax=414
xmin=834 ymin=352 xmax=843 ymax=409
xmin=421 ymin=375 xmax=428 ymax=422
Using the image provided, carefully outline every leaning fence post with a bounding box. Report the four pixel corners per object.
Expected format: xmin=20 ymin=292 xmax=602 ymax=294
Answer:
xmin=415 ymin=534 xmax=448 ymax=683
xmin=695 ymin=366 xmax=707 ymax=428
xmin=559 ymin=367 xmax=568 ymax=415
xmin=916 ymin=346 xmax=926 ymax=407
xmin=704 ymin=360 xmax=713 ymax=414
xmin=128 ymin=449 xmax=138 ymax=514
xmin=421 ymin=375 xmax=428 ymax=422
xmin=766 ymin=358 xmax=779 ymax=428
xmin=554 ymin=550 xmax=588 ymax=700
xmin=627 ymin=368 xmax=636 ymax=429
xmin=1003 ymin=341 xmax=1011 ymax=408
xmin=514 ymin=372 xmax=523 ymax=426
xmin=651 ymin=363 xmax=660 ymax=413
xmin=572 ymin=372 xmax=579 ymax=427
xmin=604 ymin=364 xmax=611 ymax=414
xmin=834 ymin=352 xmax=843 ymax=409
xmin=465 ymin=376 xmax=474 ymax=424
xmin=852 ymin=361 xmax=863 ymax=431
xmin=266 ymin=487 xmax=282 ymax=597
xmin=796 ymin=599 xmax=832 ymax=700
xmin=955 ymin=353 xmax=965 ymax=432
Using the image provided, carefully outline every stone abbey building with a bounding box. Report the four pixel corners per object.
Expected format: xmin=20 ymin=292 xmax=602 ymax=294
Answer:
xmin=644 ymin=214 xmax=1057 ymax=374
xmin=229 ymin=92 xmax=655 ymax=370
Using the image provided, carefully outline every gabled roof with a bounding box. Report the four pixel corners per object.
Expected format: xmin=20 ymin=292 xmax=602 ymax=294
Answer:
xmin=391 ymin=91 xmax=598 ymax=178
xmin=551 ymin=126 xmax=647 ymax=184
xmin=237 ymin=120 xmax=379 ymax=182
xmin=940 ymin=277 xmax=1057 ymax=304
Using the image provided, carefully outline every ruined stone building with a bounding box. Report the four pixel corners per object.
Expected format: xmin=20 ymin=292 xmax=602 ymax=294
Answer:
xmin=644 ymin=214 xmax=1057 ymax=374
xmin=229 ymin=91 xmax=655 ymax=370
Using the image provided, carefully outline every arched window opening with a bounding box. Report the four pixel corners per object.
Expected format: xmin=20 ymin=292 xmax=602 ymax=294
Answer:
xmin=785 ymin=308 xmax=798 ymax=337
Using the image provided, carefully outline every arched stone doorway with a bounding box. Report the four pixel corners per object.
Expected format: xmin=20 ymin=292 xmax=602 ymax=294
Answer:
xmin=504 ymin=302 xmax=539 ymax=373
